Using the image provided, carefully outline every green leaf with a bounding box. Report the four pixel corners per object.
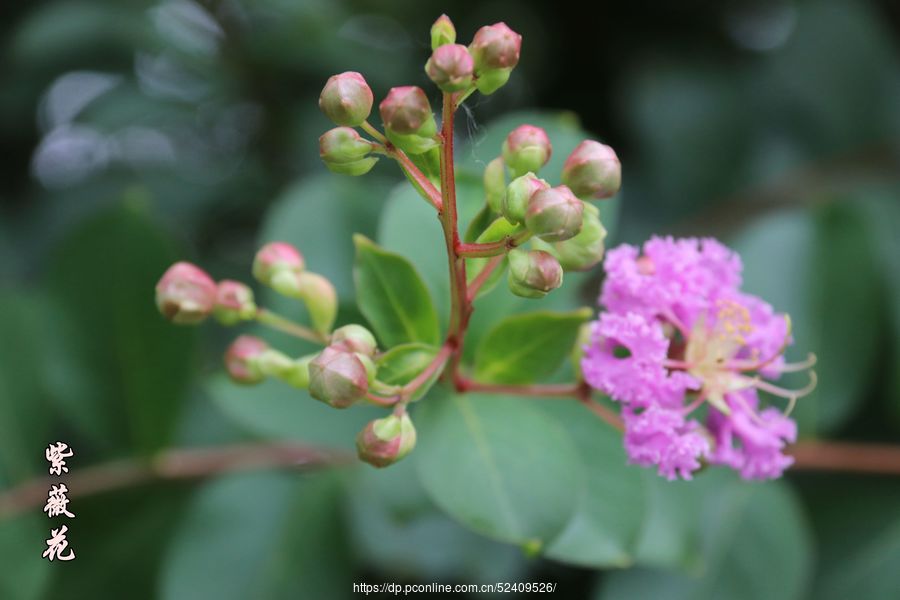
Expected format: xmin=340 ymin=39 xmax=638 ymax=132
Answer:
xmin=345 ymin=456 xmax=526 ymax=583
xmin=46 ymin=201 xmax=196 ymax=455
xmin=376 ymin=343 xmax=440 ymax=401
xmin=414 ymin=392 xmax=581 ymax=547
xmin=161 ymin=472 xmax=352 ymax=600
xmin=731 ymin=202 xmax=881 ymax=433
xmin=0 ymin=515 xmax=53 ymax=600
xmin=541 ymin=400 xmax=646 ymax=568
xmin=808 ymin=480 xmax=900 ymax=600
xmin=474 ymin=308 xmax=592 ymax=384
xmin=0 ymin=292 xmax=53 ymax=481
xmin=207 ymin=375 xmax=379 ymax=448
xmin=598 ymin=480 xmax=813 ymax=600
xmin=353 ymin=234 xmax=440 ymax=348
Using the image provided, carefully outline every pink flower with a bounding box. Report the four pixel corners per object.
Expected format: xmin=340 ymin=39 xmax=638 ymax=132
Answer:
xmin=583 ymin=236 xmax=816 ymax=480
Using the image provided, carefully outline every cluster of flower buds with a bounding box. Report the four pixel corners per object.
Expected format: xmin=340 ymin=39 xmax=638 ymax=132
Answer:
xmin=316 ymin=15 xmax=525 ymax=177
xmin=155 ymin=241 xmax=421 ymax=467
xmin=477 ymin=122 xmax=621 ymax=297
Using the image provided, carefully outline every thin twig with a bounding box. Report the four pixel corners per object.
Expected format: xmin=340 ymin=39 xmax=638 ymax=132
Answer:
xmin=255 ymin=309 xmax=328 ymax=344
xmin=466 ymin=255 xmax=505 ymax=302
xmin=0 ymin=442 xmax=352 ymax=520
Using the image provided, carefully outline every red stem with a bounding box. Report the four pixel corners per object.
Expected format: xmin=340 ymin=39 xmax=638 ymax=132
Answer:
xmin=466 ymin=255 xmax=505 ymax=302
xmin=457 ymin=240 xmax=509 ymax=258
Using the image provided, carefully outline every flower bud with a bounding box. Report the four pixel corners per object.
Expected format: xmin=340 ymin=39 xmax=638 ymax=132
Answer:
xmin=431 ymin=14 xmax=456 ymax=49
xmin=532 ymin=202 xmax=607 ymax=271
xmin=331 ymin=324 xmax=377 ymax=357
xmin=319 ymin=127 xmax=375 ymax=163
xmin=561 ymin=140 xmax=622 ymax=199
xmin=507 ymin=248 xmax=563 ymax=299
xmin=252 ymin=242 xmax=304 ymax=287
xmin=224 ymin=335 xmax=269 ymax=384
xmin=525 ymin=185 xmax=584 ymax=242
xmin=426 ymin=44 xmax=474 ymax=92
xmin=213 ymin=280 xmax=257 ymax=325
xmin=502 ymin=125 xmax=551 ymax=177
xmin=155 ymin=261 xmax=217 ymax=324
xmin=269 ymin=271 xmax=338 ymax=335
xmin=308 ymin=346 xmax=372 ymax=409
xmin=356 ymin=413 xmax=417 ymax=467
xmin=379 ymin=86 xmax=433 ymax=136
xmin=502 ymin=172 xmax=549 ymax=224
xmin=475 ymin=67 xmax=511 ymax=95
xmin=318 ymin=71 xmax=374 ymax=127
xmin=484 ymin=156 xmax=507 ymax=213
xmin=469 ymin=22 xmax=522 ymax=71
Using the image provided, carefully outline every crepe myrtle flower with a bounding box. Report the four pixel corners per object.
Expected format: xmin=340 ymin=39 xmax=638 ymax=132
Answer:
xmin=582 ymin=236 xmax=816 ymax=481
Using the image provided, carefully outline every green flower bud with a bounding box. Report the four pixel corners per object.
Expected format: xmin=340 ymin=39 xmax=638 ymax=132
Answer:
xmin=318 ymin=71 xmax=374 ymax=127
xmin=502 ymin=172 xmax=549 ymax=224
xmin=502 ymin=125 xmax=551 ymax=177
xmin=561 ymin=140 xmax=621 ymax=199
xmin=379 ymin=86 xmax=433 ymax=136
xmin=224 ymin=335 xmax=269 ymax=384
xmin=212 ymin=280 xmax=256 ymax=326
xmin=469 ymin=22 xmax=522 ymax=71
xmin=319 ymin=127 xmax=375 ymax=163
xmin=525 ymin=185 xmax=584 ymax=242
xmin=426 ymin=44 xmax=474 ymax=92
xmin=475 ymin=67 xmax=511 ymax=95
xmin=507 ymin=248 xmax=563 ymax=299
xmin=308 ymin=346 xmax=371 ymax=409
xmin=322 ymin=156 xmax=379 ymax=176
xmin=252 ymin=242 xmax=304 ymax=287
xmin=270 ymin=271 xmax=337 ymax=335
xmin=319 ymin=127 xmax=379 ymax=176
xmin=430 ymin=14 xmax=456 ymax=49
xmin=331 ymin=324 xmax=377 ymax=357
xmin=156 ymin=262 xmax=217 ymax=324
xmin=484 ymin=156 xmax=507 ymax=213
xmin=356 ymin=412 xmax=417 ymax=467
xmin=531 ymin=202 xmax=607 ymax=271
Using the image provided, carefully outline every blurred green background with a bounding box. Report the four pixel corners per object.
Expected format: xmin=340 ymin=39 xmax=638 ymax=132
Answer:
xmin=2 ymin=0 xmax=900 ymax=598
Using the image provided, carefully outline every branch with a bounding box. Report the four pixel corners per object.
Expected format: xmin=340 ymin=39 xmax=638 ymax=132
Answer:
xmin=466 ymin=255 xmax=505 ymax=302
xmin=363 ymin=121 xmax=442 ymax=211
xmin=0 ymin=442 xmax=352 ymax=520
xmin=789 ymin=441 xmax=900 ymax=476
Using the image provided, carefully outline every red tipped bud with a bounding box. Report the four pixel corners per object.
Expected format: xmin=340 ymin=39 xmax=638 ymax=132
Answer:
xmin=156 ymin=261 xmax=217 ymax=324
xmin=213 ymin=280 xmax=257 ymax=325
xmin=525 ymin=185 xmax=584 ymax=242
xmin=431 ymin=14 xmax=456 ymax=49
xmin=318 ymin=71 xmax=374 ymax=127
xmin=224 ymin=335 xmax=269 ymax=384
xmin=532 ymin=202 xmax=607 ymax=271
xmin=502 ymin=172 xmax=549 ymax=224
xmin=331 ymin=324 xmax=377 ymax=357
xmin=252 ymin=242 xmax=304 ymax=286
xmin=308 ymin=346 xmax=373 ymax=409
xmin=319 ymin=127 xmax=377 ymax=176
xmin=502 ymin=125 xmax=552 ymax=177
xmin=507 ymin=248 xmax=563 ymax=299
xmin=561 ymin=140 xmax=621 ymax=199
xmin=469 ymin=22 xmax=522 ymax=71
xmin=379 ymin=86 xmax=433 ymax=135
xmin=356 ymin=412 xmax=417 ymax=467
xmin=426 ymin=44 xmax=474 ymax=92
